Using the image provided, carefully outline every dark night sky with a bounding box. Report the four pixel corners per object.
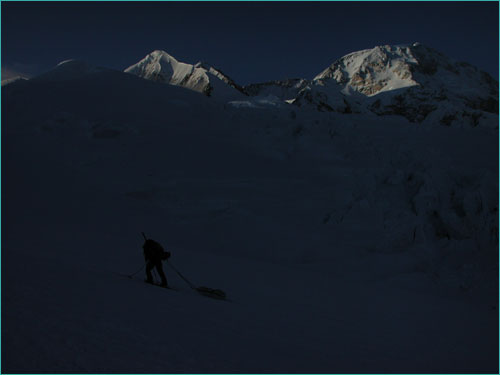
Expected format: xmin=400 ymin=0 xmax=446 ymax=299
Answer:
xmin=2 ymin=2 xmax=499 ymax=84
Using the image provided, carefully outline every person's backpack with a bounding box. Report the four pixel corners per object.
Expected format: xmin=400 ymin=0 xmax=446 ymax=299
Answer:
xmin=143 ymin=239 xmax=165 ymax=260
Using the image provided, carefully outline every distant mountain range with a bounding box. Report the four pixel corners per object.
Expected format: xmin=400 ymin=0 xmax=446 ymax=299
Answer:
xmin=3 ymin=43 xmax=498 ymax=127
xmin=122 ymin=43 xmax=497 ymax=127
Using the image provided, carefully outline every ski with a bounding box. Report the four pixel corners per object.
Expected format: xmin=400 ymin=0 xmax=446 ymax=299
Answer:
xmin=145 ymin=281 xmax=180 ymax=291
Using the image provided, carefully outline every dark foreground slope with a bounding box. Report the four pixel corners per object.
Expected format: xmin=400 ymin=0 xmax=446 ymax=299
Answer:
xmin=2 ymin=65 xmax=498 ymax=373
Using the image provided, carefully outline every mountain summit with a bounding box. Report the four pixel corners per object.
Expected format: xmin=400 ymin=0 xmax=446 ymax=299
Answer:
xmin=294 ymin=43 xmax=498 ymax=126
xmin=315 ymin=43 xmax=496 ymax=97
xmin=124 ymin=50 xmax=245 ymax=99
xmin=315 ymin=43 xmax=421 ymax=96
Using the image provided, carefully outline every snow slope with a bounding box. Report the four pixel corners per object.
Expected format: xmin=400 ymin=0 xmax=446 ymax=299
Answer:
xmin=1 ymin=76 xmax=27 ymax=87
xmin=2 ymin=57 xmax=498 ymax=373
xmin=125 ymin=50 xmax=245 ymax=100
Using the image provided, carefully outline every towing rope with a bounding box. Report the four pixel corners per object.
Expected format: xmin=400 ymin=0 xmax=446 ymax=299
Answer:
xmin=166 ymin=260 xmax=197 ymax=289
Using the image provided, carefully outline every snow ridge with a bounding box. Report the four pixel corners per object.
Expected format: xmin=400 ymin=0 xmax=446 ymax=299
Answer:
xmin=1 ymin=76 xmax=28 ymax=87
xmin=125 ymin=50 xmax=245 ymax=99
xmin=31 ymin=60 xmax=110 ymax=82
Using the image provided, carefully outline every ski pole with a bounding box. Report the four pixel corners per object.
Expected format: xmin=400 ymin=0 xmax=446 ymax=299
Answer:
xmin=127 ymin=232 xmax=148 ymax=278
xmin=125 ymin=263 xmax=146 ymax=278
xmin=121 ymin=233 xmax=149 ymax=279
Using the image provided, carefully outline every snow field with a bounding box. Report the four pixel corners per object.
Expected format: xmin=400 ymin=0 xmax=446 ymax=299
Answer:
xmin=2 ymin=67 xmax=498 ymax=372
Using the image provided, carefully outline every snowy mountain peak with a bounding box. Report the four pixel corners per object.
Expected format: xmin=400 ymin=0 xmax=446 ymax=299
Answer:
xmin=125 ymin=50 xmax=245 ymax=99
xmin=315 ymin=43 xmax=424 ymax=96
xmin=146 ymin=50 xmax=184 ymax=67
xmin=124 ymin=50 xmax=189 ymax=85
xmin=150 ymin=49 xmax=176 ymax=59
xmin=314 ymin=43 xmax=496 ymax=97
xmin=293 ymin=43 xmax=498 ymax=127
